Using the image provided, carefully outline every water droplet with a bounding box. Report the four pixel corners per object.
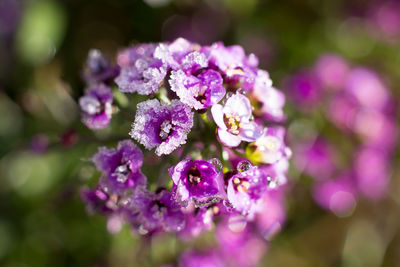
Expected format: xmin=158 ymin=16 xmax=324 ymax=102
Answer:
xmin=237 ymin=160 xmax=251 ymax=172
xmin=209 ymin=158 xmax=223 ymax=173
xmin=237 ymin=88 xmax=247 ymax=95
xmin=223 ymin=92 xmax=234 ymax=104
xmin=138 ymin=225 xmax=149 ymax=235
xmin=267 ymin=176 xmax=278 ymax=189
xmin=223 ymin=199 xmax=235 ymax=212
xmin=228 ymin=215 xmax=247 ymax=232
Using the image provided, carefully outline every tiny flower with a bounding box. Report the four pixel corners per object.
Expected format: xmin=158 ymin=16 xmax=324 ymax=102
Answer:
xmin=249 ymin=70 xmax=285 ymax=122
xmin=226 ymin=161 xmax=270 ymax=216
xmin=83 ymin=49 xmax=119 ymax=85
xmin=79 ymin=84 xmax=113 ymax=130
xmin=312 ymin=173 xmax=357 ymax=217
xmin=92 ymin=140 xmax=146 ymax=193
xmin=178 ymin=204 xmax=220 ymax=240
xmin=80 ymin=186 xmax=117 ymax=215
xmin=154 ymin=38 xmax=200 ymax=70
xmin=211 ymin=92 xmax=263 ymax=147
xmin=354 ymin=146 xmax=389 ymax=200
xmin=285 ymin=69 xmax=322 ymax=109
xmin=169 ymin=55 xmax=226 ymax=110
xmin=256 ymin=188 xmax=286 ymax=241
xmin=169 ymin=158 xmax=225 ymax=206
xmin=130 ymin=99 xmax=194 ymax=156
xmin=202 ymin=42 xmax=258 ymax=90
xmin=216 ymin=220 xmax=267 ymax=267
xmin=315 ymin=54 xmax=349 ymax=90
xmin=345 ymin=68 xmax=389 ymax=110
xmin=293 ymin=138 xmax=336 ymax=181
xmin=115 ymin=43 xmax=167 ymax=95
xmin=246 ymin=126 xmax=289 ymax=165
xmin=129 ymin=189 xmax=185 ymax=233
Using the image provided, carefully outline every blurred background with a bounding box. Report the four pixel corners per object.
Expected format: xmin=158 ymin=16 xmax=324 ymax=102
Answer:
xmin=0 ymin=0 xmax=399 ymax=266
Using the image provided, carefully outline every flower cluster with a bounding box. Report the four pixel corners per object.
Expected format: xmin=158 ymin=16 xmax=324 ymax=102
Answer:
xmin=78 ymin=49 xmax=119 ymax=129
xmin=79 ymin=38 xmax=291 ymax=266
xmin=286 ymin=54 xmax=397 ymax=216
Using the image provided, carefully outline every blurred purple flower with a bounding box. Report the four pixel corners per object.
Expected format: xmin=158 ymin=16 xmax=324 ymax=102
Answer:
xmin=83 ymin=49 xmax=119 ymax=85
xmin=130 ymin=99 xmax=193 ymax=156
xmin=368 ymin=0 xmax=400 ymax=38
xmin=216 ymin=220 xmax=267 ymax=267
xmin=129 ymin=189 xmax=185 ymax=233
xmin=315 ymin=54 xmax=349 ymax=90
xmin=79 ymin=84 xmax=113 ymax=130
xmin=246 ymin=126 xmax=290 ymax=165
xmin=285 ymin=69 xmax=322 ymax=109
xmin=312 ymin=173 xmax=357 ymax=217
xmin=256 ymin=188 xmax=286 ymax=241
xmin=354 ymin=146 xmax=389 ymax=200
xmin=115 ymin=43 xmax=167 ymax=95
xmin=80 ymin=186 xmax=117 ymax=215
xmin=92 ymin=140 xmax=146 ymax=193
xmin=345 ymin=67 xmax=389 ymax=110
xmin=178 ymin=203 xmax=222 ymax=240
xmin=30 ymin=134 xmax=49 ymax=154
xmin=250 ymin=70 xmax=285 ymax=122
xmin=179 ymin=249 xmax=225 ymax=267
xmin=293 ymin=137 xmax=336 ymax=180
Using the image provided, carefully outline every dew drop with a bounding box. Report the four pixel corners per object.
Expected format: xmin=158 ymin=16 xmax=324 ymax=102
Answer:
xmin=209 ymin=158 xmax=223 ymax=173
xmin=237 ymin=88 xmax=247 ymax=95
xmin=228 ymin=215 xmax=247 ymax=232
xmin=237 ymin=160 xmax=251 ymax=172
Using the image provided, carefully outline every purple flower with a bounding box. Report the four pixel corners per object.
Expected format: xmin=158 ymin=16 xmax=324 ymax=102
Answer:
xmin=293 ymin=138 xmax=336 ymax=181
xmin=256 ymin=188 xmax=286 ymax=241
xmin=354 ymin=146 xmax=389 ymax=200
xmin=178 ymin=204 xmax=219 ymax=240
xmin=315 ymin=54 xmax=349 ymax=90
xmin=92 ymin=140 xmax=146 ymax=193
xmin=369 ymin=1 xmax=400 ymax=38
xmin=169 ymin=66 xmax=226 ymax=111
xmin=79 ymin=84 xmax=113 ymax=130
xmin=345 ymin=68 xmax=389 ymax=110
xmin=259 ymin=156 xmax=290 ymax=188
xmin=246 ymin=126 xmax=290 ymax=165
xmin=312 ymin=173 xmax=357 ymax=217
xmin=130 ymin=99 xmax=194 ymax=156
xmin=226 ymin=161 xmax=270 ymax=216
xmin=216 ymin=220 xmax=267 ymax=267
xmin=211 ymin=93 xmax=263 ymax=147
xmin=115 ymin=43 xmax=167 ymax=95
xmin=83 ymin=49 xmax=119 ymax=85
xmin=129 ymin=189 xmax=185 ymax=233
xmin=250 ymin=70 xmax=285 ymax=121
xmin=202 ymin=42 xmax=258 ymax=91
xmin=285 ymin=69 xmax=322 ymax=109
xmin=80 ymin=186 xmax=117 ymax=215
xmin=169 ymin=158 xmax=225 ymax=206
xmin=154 ymin=38 xmax=199 ymax=70
xmin=179 ymin=249 xmax=225 ymax=267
